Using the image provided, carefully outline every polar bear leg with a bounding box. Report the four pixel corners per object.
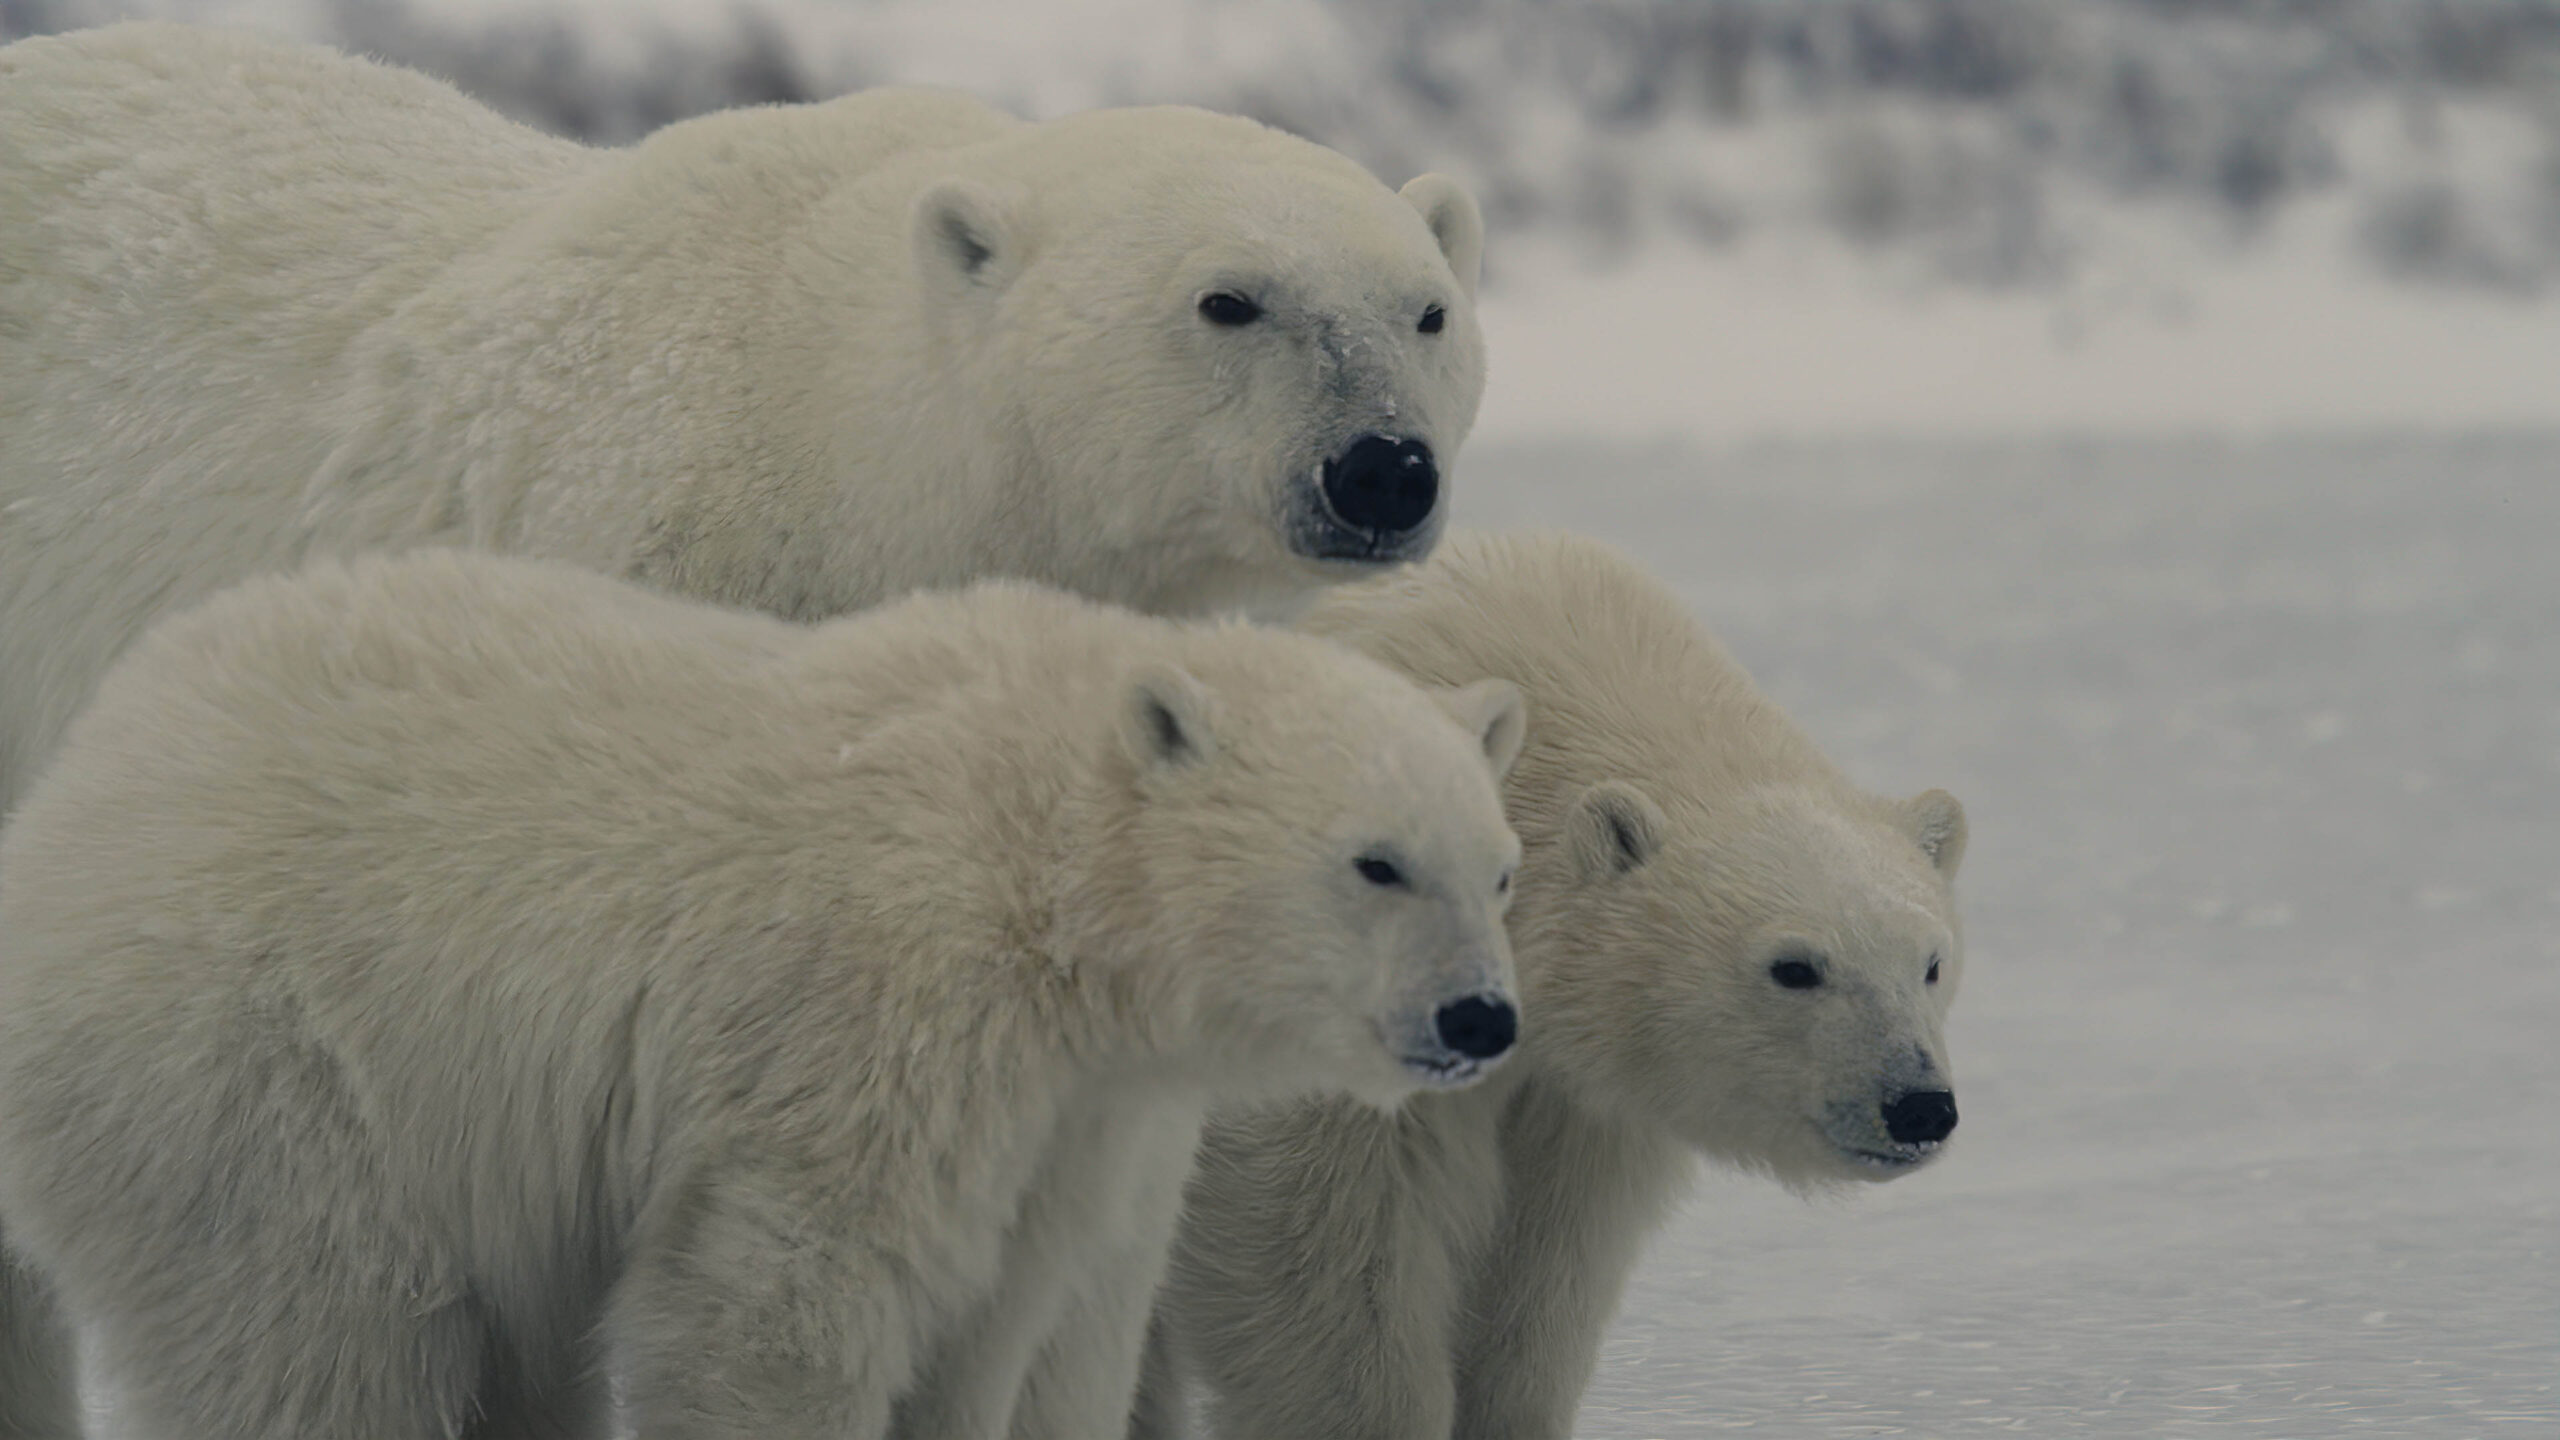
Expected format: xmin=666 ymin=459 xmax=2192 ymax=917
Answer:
xmin=1007 ymin=1222 xmax=1183 ymax=1440
xmin=81 ymin=1249 xmax=489 ymax=1440
xmin=0 ymin=1251 xmax=80 ymax=1440
xmin=1126 ymin=1316 xmax=1185 ymax=1440
xmin=609 ymin=1171 xmax=902 ymax=1440
xmin=978 ymin=1094 xmax=1198 ymax=1440
xmin=1170 ymin=1109 xmax=1463 ymax=1440
xmin=1449 ymin=1088 xmax=1690 ymax=1440
xmin=9 ymin=1015 xmax=499 ymax=1439
xmin=467 ymin=1332 xmax=619 ymax=1440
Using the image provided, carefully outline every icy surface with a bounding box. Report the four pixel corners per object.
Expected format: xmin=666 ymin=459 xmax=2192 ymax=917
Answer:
xmin=1453 ymin=434 xmax=2560 ymax=1438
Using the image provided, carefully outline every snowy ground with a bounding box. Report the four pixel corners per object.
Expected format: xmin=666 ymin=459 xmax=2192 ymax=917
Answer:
xmin=1470 ymin=240 xmax=2560 ymax=445
xmin=1448 ymin=433 xmax=2560 ymax=1438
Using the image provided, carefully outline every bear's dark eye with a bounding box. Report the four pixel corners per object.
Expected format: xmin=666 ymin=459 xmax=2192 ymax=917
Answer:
xmin=1418 ymin=304 xmax=1446 ymax=334
xmin=1355 ymin=855 xmax=1406 ymax=888
xmin=1769 ymin=956 xmax=1824 ymax=990
xmin=1199 ymin=292 xmax=1263 ymax=327
xmin=1497 ymin=868 xmax=1512 ymax=895
xmin=1926 ymin=953 xmax=1942 ymax=985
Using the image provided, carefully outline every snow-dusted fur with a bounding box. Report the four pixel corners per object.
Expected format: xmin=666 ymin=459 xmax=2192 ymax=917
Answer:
xmin=1140 ymin=532 xmax=1969 ymax=1440
xmin=0 ymin=553 xmax=1524 ymax=1440
xmin=0 ymin=20 xmax=1488 ymax=820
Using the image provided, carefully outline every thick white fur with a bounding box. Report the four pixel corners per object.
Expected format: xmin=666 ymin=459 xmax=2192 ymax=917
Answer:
xmin=0 ymin=553 xmax=1524 ymax=1440
xmin=1141 ymin=533 xmax=1970 ymax=1440
xmin=0 ymin=21 xmax=1489 ymax=820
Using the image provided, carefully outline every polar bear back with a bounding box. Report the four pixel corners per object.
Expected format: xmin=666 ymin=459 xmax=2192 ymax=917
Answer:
xmin=1298 ymin=530 xmax=1852 ymax=830
xmin=0 ymin=550 xmax=1511 ymax=1170
xmin=0 ymin=24 xmax=1489 ymax=820
xmin=0 ymin=23 xmax=586 ymax=402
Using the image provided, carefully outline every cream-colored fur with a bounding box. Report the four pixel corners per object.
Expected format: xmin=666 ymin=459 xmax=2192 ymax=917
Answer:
xmin=0 ymin=33 xmax=1486 ymax=1408
xmin=0 ymin=1259 xmax=74 ymax=1439
xmin=0 ymin=21 xmax=1488 ymax=821
xmin=1141 ymin=533 xmax=1970 ymax=1440
xmin=0 ymin=552 xmax=1524 ymax=1440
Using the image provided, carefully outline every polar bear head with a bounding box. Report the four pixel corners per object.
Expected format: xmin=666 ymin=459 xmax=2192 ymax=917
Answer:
xmin=912 ymin=107 xmax=1487 ymax=618
xmin=1295 ymin=531 xmax=1971 ymax=1184
xmin=1077 ymin=633 xmax=1524 ymax=1106
xmin=1542 ymin=778 xmax=1967 ymax=1186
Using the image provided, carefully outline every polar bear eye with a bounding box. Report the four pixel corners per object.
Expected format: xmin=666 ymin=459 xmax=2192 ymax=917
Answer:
xmin=1497 ymin=868 xmax=1512 ymax=895
xmin=1418 ymin=305 xmax=1446 ymax=334
xmin=1926 ymin=953 xmax=1942 ymax=985
xmin=1198 ymin=292 xmax=1263 ymax=327
xmin=1354 ymin=855 xmax=1407 ymax=888
xmin=1769 ymin=956 xmax=1824 ymax=990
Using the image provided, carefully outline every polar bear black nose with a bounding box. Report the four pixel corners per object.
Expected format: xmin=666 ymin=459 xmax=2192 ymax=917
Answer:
xmin=1321 ymin=435 xmax=1438 ymax=536
xmin=1433 ymin=993 xmax=1516 ymax=1061
xmin=1882 ymin=1089 xmax=1958 ymax=1145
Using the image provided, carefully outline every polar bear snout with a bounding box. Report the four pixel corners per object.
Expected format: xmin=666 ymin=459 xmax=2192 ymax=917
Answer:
xmin=1433 ymin=992 xmax=1518 ymax=1062
xmin=1392 ymin=983 xmax=1518 ymax=1090
xmin=1307 ymin=435 xmax=1440 ymax=557
xmin=1881 ymin=1088 xmax=1958 ymax=1145
xmin=1824 ymin=1077 xmax=1959 ymax=1175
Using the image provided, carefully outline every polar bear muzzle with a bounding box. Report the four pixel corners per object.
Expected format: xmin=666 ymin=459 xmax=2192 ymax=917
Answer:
xmin=1433 ymin=992 xmax=1518 ymax=1062
xmin=1388 ymin=985 xmax=1520 ymax=1091
xmin=1321 ymin=435 xmax=1439 ymax=538
xmin=1881 ymin=1087 xmax=1959 ymax=1145
xmin=1300 ymin=434 xmax=1441 ymax=561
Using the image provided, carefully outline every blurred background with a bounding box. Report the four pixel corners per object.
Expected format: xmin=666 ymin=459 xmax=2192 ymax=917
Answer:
xmin=9 ymin=3 xmax=2552 ymax=1436
xmin=11 ymin=0 xmax=2560 ymax=437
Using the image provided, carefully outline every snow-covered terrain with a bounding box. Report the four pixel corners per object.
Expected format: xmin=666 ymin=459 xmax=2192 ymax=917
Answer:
xmin=9 ymin=1 xmax=2555 ymax=1434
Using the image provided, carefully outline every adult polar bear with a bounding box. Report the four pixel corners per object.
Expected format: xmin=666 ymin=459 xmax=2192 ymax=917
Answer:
xmin=1142 ymin=534 xmax=1969 ymax=1439
xmin=0 ymin=20 xmax=1483 ymax=1432
xmin=0 ymin=21 xmax=1487 ymax=818
xmin=0 ymin=553 xmax=1527 ymax=1440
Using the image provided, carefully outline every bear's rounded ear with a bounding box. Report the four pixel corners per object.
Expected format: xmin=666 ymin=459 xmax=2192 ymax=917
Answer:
xmin=1432 ymin=678 xmax=1527 ymax=780
xmin=1902 ymin=789 xmax=1967 ymax=879
xmin=1564 ymin=779 xmax=1665 ymax=880
xmin=911 ymin=178 xmax=1020 ymax=301
xmin=1119 ymin=661 xmax=1218 ymax=776
xmin=1399 ymin=173 xmax=1483 ymax=299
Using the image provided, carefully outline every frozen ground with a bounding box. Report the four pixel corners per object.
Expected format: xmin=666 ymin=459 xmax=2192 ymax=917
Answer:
xmin=1447 ymin=433 xmax=2560 ymax=1438
xmin=1469 ymin=240 xmax=2560 ymax=445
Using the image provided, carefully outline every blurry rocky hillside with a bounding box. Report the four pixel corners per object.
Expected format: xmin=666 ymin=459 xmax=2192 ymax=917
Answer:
xmin=8 ymin=0 xmax=2559 ymax=292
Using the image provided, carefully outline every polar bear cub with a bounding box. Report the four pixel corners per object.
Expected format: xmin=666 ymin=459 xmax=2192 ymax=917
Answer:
xmin=0 ymin=552 xmax=1525 ymax=1440
xmin=1143 ymin=532 xmax=1969 ymax=1440
xmin=0 ymin=21 xmax=1488 ymax=816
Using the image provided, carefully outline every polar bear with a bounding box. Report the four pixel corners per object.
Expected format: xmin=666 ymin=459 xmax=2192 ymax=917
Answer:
xmin=1139 ymin=532 xmax=1970 ymax=1440
xmin=0 ymin=552 xmax=1527 ymax=1440
xmin=0 ymin=21 xmax=1488 ymax=822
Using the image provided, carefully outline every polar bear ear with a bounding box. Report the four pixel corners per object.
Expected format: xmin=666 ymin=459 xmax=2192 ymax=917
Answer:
xmin=1431 ymin=678 xmax=1527 ymax=780
xmin=1564 ymin=779 xmax=1665 ymax=880
xmin=1901 ymin=789 xmax=1968 ymax=879
xmin=912 ymin=178 xmax=1020 ymax=300
xmin=1120 ymin=662 xmax=1219 ymax=775
xmin=1400 ymin=173 xmax=1483 ymax=299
